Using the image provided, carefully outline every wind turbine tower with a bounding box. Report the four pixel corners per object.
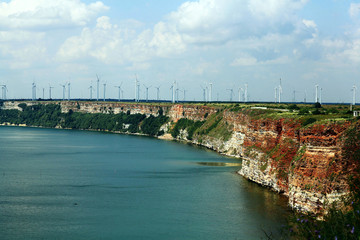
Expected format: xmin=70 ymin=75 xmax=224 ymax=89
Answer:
xmin=143 ymin=84 xmax=152 ymax=102
xmin=227 ymin=88 xmax=234 ymax=102
xmin=67 ymin=82 xmax=71 ymax=101
xmin=315 ymin=84 xmax=319 ymax=103
xmin=155 ymin=86 xmax=160 ymax=101
xmin=49 ymin=85 xmax=54 ymax=100
xmin=89 ymin=84 xmax=93 ymax=100
xmin=172 ymin=81 xmax=176 ymax=103
xmin=103 ymin=83 xmax=106 ymax=101
xmin=1 ymin=84 xmax=7 ymax=100
xmin=200 ymin=86 xmax=206 ymax=102
xmin=176 ymin=86 xmax=180 ymax=102
xmin=245 ymin=83 xmax=248 ymax=103
xmin=320 ymin=87 xmax=323 ymax=104
xmin=209 ymin=83 xmax=213 ymax=102
xmin=60 ymin=84 xmax=66 ymax=101
xmin=32 ymin=82 xmax=37 ymax=101
xmin=96 ymin=74 xmax=100 ymax=101
xmin=274 ymin=87 xmax=278 ymax=103
xmin=115 ymin=83 xmax=123 ymax=101
xmin=352 ymin=85 xmax=357 ymax=106
xmin=278 ymin=79 xmax=282 ymax=103
xmin=238 ymin=87 xmax=243 ymax=102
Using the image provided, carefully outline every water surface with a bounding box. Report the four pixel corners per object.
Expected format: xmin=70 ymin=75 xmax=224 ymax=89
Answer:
xmin=0 ymin=126 xmax=290 ymax=239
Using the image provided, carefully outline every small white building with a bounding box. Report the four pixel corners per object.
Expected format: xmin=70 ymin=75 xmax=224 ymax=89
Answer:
xmin=354 ymin=111 xmax=360 ymax=117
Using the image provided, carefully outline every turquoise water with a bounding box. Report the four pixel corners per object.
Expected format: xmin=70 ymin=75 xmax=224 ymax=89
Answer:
xmin=0 ymin=126 xmax=290 ymax=239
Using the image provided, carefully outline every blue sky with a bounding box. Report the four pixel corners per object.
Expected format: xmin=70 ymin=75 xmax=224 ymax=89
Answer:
xmin=1 ymin=0 xmax=360 ymax=103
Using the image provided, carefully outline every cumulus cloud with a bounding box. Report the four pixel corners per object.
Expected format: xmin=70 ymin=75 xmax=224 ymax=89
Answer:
xmin=167 ymin=0 xmax=309 ymax=45
xmin=57 ymin=0 xmax=313 ymax=66
xmin=0 ymin=0 xmax=108 ymax=30
xmin=57 ymin=16 xmax=186 ymax=64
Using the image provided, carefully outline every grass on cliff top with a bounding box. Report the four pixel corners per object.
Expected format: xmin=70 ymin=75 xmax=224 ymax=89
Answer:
xmin=226 ymin=103 xmax=356 ymax=125
xmin=196 ymin=110 xmax=233 ymax=141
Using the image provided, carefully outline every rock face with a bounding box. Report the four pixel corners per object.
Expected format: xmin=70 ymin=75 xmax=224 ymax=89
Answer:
xmin=2 ymin=101 xmax=358 ymax=215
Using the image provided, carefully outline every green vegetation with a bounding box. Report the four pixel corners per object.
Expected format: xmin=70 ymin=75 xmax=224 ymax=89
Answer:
xmin=171 ymin=118 xmax=205 ymax=140
xmin=0 ymin=103 xmax=168 ymax=136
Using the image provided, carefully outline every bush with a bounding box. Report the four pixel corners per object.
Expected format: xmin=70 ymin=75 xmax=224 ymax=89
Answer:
xmin=302 ymin=117 xmax=317 ymax=126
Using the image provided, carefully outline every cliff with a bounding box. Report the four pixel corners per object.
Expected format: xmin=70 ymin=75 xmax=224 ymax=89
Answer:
xmin=1 ymin=100 xmax=359 ymax=215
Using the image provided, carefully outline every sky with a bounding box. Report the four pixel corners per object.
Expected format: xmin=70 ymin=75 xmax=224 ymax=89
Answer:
xmin=1 ymin=0 xmax=360 ymax=103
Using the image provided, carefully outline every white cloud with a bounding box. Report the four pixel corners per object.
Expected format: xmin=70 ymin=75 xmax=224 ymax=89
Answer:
xmin=302 ymin=19 xmax=317 ymax=29
xmin=57 ymin=16 xmax=186 ymax=64
xmin=0 ymin=0 xmax=108 ymax=30
xmin=349 ymin=3 xmax=360 ymax=18
xmin=231 ymin=56 xmax=258 ymax=66
xmin=167 ymin=0 xmax=309 ymax=45
xmin=56 ymin=0 xmax=313 ymax=67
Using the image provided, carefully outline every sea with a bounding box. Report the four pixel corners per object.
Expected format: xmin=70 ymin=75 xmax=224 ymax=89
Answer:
xmin=0 ymin=126 xmax=291 ymax=239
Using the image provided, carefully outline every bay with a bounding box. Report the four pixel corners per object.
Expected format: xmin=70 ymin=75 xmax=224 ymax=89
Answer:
xmin=0 ymin=126 xmax=290 ymax=239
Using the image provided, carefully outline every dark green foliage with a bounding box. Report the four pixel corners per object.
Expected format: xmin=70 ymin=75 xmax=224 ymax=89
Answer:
xmin=158 ymin=107 xmax=164 ymax=116
xmin=141 ymin=115 xmax=168 ymax=136
xmin=288 ymin=104 xmax=300 ymax=110
xmin=171 ymin=118 xmax=204 ymax=140
xmin=298 ymin=108 xmax=310 ymax=115
xmin=0 ymin=109 xmax=21 ymax=124
xmin=314 ymin=102 xmax=322 ymax=108
xmin=18 ymin=103 xmax=27 ymax=111
xmin=270 ymin=200 xmax=360 ymax=240
xmin=312 ymin=108 xmax=321 ymax=115
xmin=302 ymin=117 xmax=317 ymax=126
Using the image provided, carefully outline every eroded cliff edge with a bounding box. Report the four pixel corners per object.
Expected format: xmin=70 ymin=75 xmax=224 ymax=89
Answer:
xmin=1 ymin=100 xmax=359 ymax=215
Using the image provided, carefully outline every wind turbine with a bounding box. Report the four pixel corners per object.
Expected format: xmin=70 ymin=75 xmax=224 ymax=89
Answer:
xmin=0 ymin=84 xmax=7 ymax=100
xmin=352 ymin=85 xmax=357 ymax=106
xmin=226 ymin=88 xmax=234 ymax=102
xmin=320 ymin=87 xmax=323 ymax=104
xmin=155 ymin=86 xmax=161 ymax=101
xmin=60 ymin=83 xmax=66 ymax=101
xmin=274 ymin=87 xmax=278 ymax=103
xmin=175 ymin=85 xmax=180 ymax=102
xmin=32 ymin=82 xmax=37 ymax=101
xmin=114 ymin=82 xmax=123 ymax=101
xmin=315 ymin=84 xmax=319 ymax=103
xmin=89 ymin=84 xmax=93 ymax=100
xmin=42 ymin=87 xmax=45 ymax=99
xmin=278 ymin=79 xmax=282 ymax=103
xmin=134 ymin=75 xmax=138 ymax=102
xmin=244 ymin=83 xmax=248 ymax=103
xmin=208 ymin=83 xmax=213 ymax=102
xmin=67 ymin=82 xmax=71 ymax=101
xmin=49 ymin=85 xmax=54 ymax=100
xmin=96 ymin=74 xmax=100 ymax=101
xmin=143 ymin=84 xmax=152 ymax=102
xmin=183 ymin=89 xmax=186 ymax=101
xmin=200 ymin=85 xmax=206 ymax=102
xmin=170 ymin=81 xmax=176 ymax=103
xmin=292 ymin=90 xmax=300 ymax=103
xmin=103 ymin=82 xmax=107 ymax=101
